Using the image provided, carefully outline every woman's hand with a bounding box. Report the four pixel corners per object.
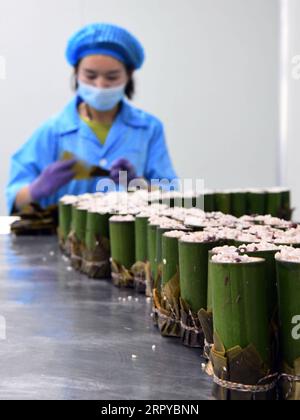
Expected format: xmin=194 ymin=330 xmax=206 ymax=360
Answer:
xmin=29 ymin=159 xmax=77 ymax=202
xmin=110 ymin=158 xmax=137 ymax=184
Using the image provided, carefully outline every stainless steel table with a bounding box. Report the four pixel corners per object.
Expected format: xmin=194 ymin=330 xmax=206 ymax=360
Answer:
xmin=0 ymin=235 xmax=212 ymax=400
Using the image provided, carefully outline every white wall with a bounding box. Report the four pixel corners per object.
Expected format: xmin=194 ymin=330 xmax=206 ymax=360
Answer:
xmin=282 ymin=0 xmax=300 ymax=220
xmin=0 ymin=0 xmax=279 ymax=214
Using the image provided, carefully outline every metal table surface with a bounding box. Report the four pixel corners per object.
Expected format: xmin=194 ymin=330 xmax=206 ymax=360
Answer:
xmin=0 ymin=234 xmax=212 ymax=400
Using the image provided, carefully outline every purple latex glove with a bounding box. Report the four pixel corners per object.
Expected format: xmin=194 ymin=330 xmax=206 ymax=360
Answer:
xmin=110 ymin=158 xmax=137 ymax=184
xmin=29 ymin=159 xmax=76 ymax=202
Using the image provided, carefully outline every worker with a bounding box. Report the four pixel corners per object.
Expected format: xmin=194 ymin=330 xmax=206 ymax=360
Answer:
xmin=6 ymin=23 xmax=178 ymax=214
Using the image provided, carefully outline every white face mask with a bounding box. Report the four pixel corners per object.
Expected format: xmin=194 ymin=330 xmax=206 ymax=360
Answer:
xmin=77 ymin=81 xmax=126 ymax=112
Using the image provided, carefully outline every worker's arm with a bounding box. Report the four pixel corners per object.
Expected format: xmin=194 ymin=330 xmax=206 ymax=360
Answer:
xmin=5 ymin=114 xmax=79 ymax=215
xmin=13 ymin=160 xmax=76 ymax=212
xmin=15 ymin=186 xmax=32 ymax=211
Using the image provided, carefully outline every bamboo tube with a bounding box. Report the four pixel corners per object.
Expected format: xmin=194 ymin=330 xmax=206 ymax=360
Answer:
xmin=207 ymin=251 xmax=214 ymax=312
xmin=161 ymin=192 xmax=183 ymax=208
xmin=58 ymin=196 xmax=78 ymax=240
xmin=247 ymin=189 xmax=266 ymax=215
xmin=182 ymin=193 xmax=199 ymax=209
xmin=85 ymin=211 xmax=110 ymax=252
xmin=161 ymin=231 xmax=184 ymax=287
xmin=157 ymin=227 xmax=174 ymax=278
xmin=276 ymin=248 xmax=300 ymax=400
xmin=207 ymin=245 xmax=240 ymax=311
xmin=266 ymin=189 xmax=282 ymax=217
xmin=215 ymin=191 xmax=231 ymax=214
xmin=211 ymin=256 xmax=271 ymax=366
xmin=179 ymin=235 xmax=219 ymax=313
xmin=204 ymin=190 xmax=215 ymax=213
xmin=281 ymin=189 xmax=292 ymax=220
xmin=109 ymin=215 xmax=136 ymax=269
xmin=231 ymin=190 xmax=247 ymax=218
xmin=148 ymin=222 xmax=160 ymax=285
xmin=238 ymin=244 xmax=280 ymax=324
xmin=276 ymin=250 xmax=300 ymax=368
xmin=135 ymin=215 xmax=149 ymax=263
xmin=72 ymin=206 xmax=88 ymax=243
xmin=282 ymin=190 xmax=291 ymax=212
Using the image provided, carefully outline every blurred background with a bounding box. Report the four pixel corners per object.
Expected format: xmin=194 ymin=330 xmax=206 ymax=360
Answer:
xmin=0 ymin=0 xmax=299 ymax=218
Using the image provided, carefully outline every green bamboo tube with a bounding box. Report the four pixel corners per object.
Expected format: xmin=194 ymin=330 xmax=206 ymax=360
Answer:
xmin=193 ymin=194 xmax=203 ymax=209
xmin=85 ymin=211 xmax=110 ymax=252
xmin=207 ymin=245 xmax=239 ymax=311
xmin=58 ymin=198 xmax=77 ymax=239
xmin=109 ymin=217 xmax=136 ymax=269
xmin=215 ymin=191 xmax=231 ymax=214
xmin=247 ymin=190 xmax=266 ymax=215
xmin=211 ymin=258 xmax=271 ymax=366
xmin=204 ymin=191 xmax=215 ymax=213
xmin=266 ymin=189 xmax=282 ymax=217
xmin=161 ymin=193 xmax=183 ymax=208
xmin=71 ymin=204 xmax=77 ymax=232
xmin=282 ymin=190 xmax=291 ymax=209
xmin=182 ymin=193 xmax=199 ymax=209
xmin=241 ymin=248 xmax=279 ymax=323
xmin=231 ymin=191 xmax=247 ymax=218
xmin=276 ymin=259 xmax=300 ymax=367
xmin=282 ymin=190 xmax=291 ymax=219
xmin=268 ymin=188 xmax=292 ymax=220
xmin=148 ymin=222 xmax=159 ymax=281
xmin=162 ymin=231 xmax=184 ymax=288
xmin=179 ymin=239 xmax=219 ymax=313
xmin=207 ymin=251 xmax=214 ymax=312
xmin=156 ymin=227 xmax=175 ymax=271
xmin=135 ymin=215 xmax=149 ymax=262
xmin=72 ymin=206 xmax=88 ymax=243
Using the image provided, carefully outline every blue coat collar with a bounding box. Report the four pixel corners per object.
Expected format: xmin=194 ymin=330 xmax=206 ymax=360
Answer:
xmin=57 ymin=96 xmax=149 ymax=135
